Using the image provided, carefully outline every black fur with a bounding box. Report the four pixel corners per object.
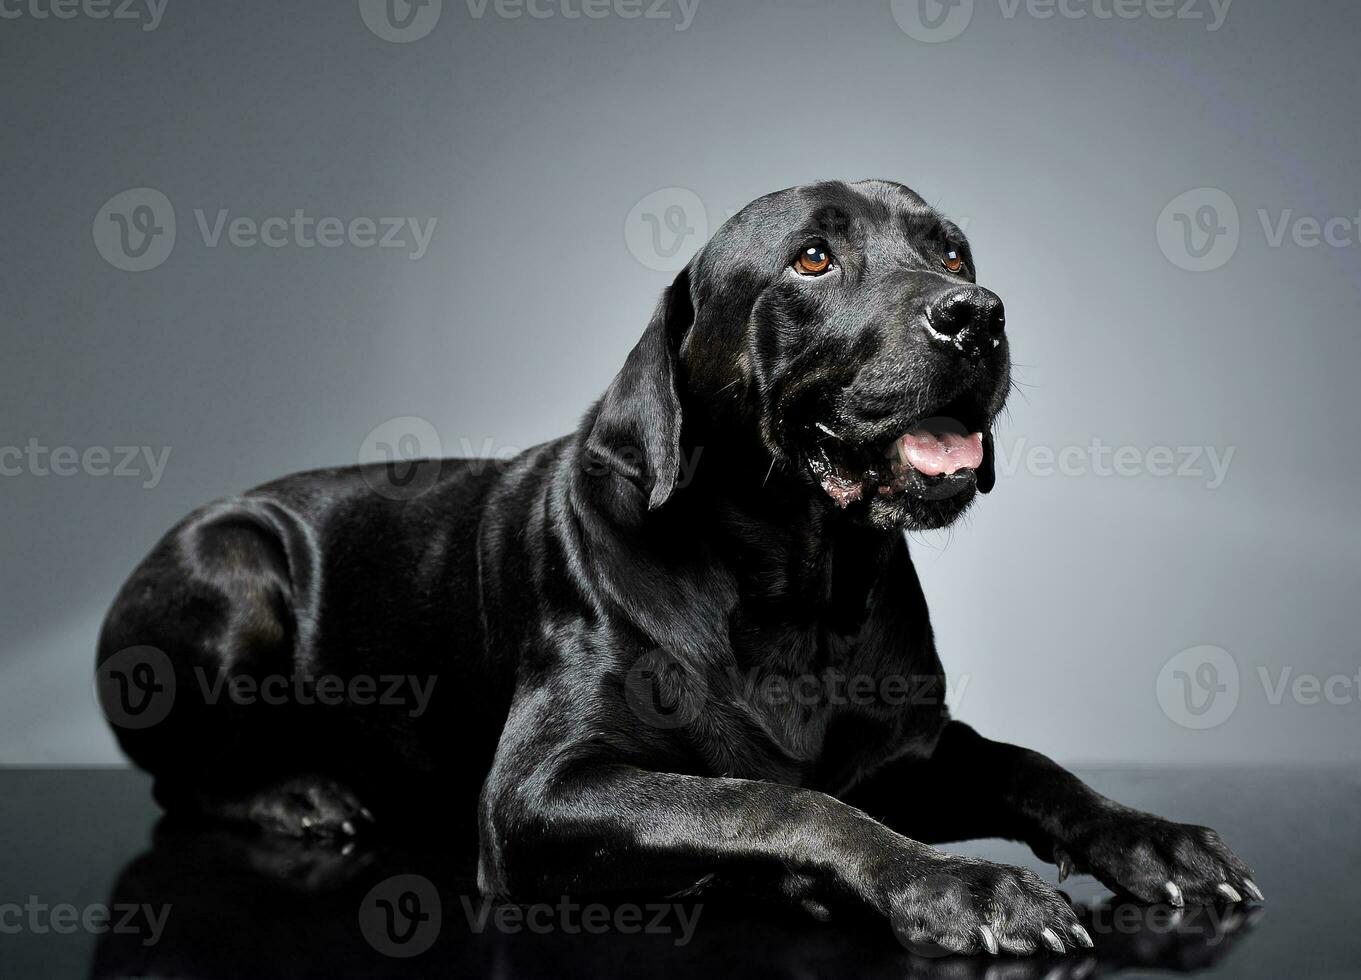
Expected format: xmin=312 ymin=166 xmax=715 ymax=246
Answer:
xmin=97 ymin=179 xmax=1259 ymax=957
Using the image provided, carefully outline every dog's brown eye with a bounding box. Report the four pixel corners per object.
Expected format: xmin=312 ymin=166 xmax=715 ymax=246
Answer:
xmin=943 ymin=248 xmax=964 ymax=273
xmin=794 ymin=244 xmax=833 ymax=276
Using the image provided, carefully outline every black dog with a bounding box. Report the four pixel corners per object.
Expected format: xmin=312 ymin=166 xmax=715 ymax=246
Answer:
xmin=98 ymin=179 xmax=1259 ymax=957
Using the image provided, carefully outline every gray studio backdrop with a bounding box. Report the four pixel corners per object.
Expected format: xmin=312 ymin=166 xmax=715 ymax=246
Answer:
xmin=3 ymin=0 xmax=1357 ymax=765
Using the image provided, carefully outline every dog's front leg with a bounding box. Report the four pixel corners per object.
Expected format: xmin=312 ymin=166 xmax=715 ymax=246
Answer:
xmin=847 ymin=721 xmax=1262 ymax=908
xmin=478 ymin=754 xmax=1089 ymax=956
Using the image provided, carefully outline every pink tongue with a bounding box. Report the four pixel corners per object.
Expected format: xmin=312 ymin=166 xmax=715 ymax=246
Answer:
xmin=896 ymin=431 xmax=984 ymax=476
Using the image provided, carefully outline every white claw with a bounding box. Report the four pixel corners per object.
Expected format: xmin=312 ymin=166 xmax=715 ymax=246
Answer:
xmin=1217 ymin=882 xmax=1243 ymax=903
xmin=1164 ymin=881 xmax=1184 ymax=907
xmin=978 ymin=924 xmax=999 ymax=955
xmin=1053 ymin=847 xmax=1075 ymax=883
xmin=1040 ymin=927 xmax=1065 ymax=953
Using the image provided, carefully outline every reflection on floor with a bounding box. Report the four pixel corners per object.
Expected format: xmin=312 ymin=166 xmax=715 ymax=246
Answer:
xmin=91 ymin=823 xmax=1262 ymax=979
xmin=2 ymin=767 xmax=1357 ymax=978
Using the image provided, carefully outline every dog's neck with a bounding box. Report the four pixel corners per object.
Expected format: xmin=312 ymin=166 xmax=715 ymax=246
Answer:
xmin=677 ymin=425 xmax=899 ymax=628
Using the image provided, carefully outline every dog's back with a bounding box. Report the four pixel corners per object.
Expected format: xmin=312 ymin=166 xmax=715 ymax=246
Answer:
xmin=96 ymin=449 xmax=550 ymax=836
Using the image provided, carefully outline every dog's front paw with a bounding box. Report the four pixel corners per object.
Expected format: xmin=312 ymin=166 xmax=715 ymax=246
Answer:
xmin=887 ymin=857 xmax=1092 ymax=957
xmin=1054 ymin=809 xmax=1262 ymax=907
xmin=240 ymin=774 xmax=376 ymax=841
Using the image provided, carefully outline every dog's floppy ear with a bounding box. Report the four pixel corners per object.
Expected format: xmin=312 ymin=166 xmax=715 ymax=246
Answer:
xmin=581 ymin=266 xmax=694 ymax=521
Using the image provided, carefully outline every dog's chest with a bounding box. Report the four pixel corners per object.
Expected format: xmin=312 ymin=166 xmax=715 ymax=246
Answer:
xmin=697 ymin=520 xmax=947 ymax=788
xmin=723 ymin=617 xmax=943 ymax=789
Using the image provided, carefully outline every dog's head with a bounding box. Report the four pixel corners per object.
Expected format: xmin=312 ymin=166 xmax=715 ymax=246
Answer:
xmin=583 ymin=179 xmax=1010 ymax=532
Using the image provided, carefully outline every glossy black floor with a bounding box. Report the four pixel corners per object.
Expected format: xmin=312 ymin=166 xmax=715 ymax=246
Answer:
xmin=1 ymin=766 xmax=1356 ymax=978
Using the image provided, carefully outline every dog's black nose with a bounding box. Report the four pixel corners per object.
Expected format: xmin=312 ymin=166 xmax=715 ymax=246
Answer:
xmin=925 ymin=287 xmax=1005 ymax=357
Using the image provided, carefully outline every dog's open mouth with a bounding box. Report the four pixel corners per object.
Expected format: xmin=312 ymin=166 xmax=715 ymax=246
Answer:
xmin=808 ymin=418 xmax=991 ymax=508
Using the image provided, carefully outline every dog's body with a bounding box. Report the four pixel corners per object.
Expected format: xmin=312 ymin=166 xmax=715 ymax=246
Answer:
xmin=98 ymin=180 xmax=1258 ymax=956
